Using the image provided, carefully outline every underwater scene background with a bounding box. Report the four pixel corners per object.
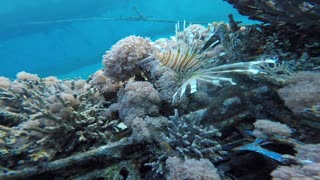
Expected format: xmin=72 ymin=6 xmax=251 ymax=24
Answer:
xmin=0 ymin=0 xmax=252 ymax=79
xmin=0 ymin=0 xmax=320 ymax=180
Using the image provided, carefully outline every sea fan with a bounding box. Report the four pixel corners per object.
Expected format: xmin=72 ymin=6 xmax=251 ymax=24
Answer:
xmin=154 ymin=21 xmax=275 ymax=102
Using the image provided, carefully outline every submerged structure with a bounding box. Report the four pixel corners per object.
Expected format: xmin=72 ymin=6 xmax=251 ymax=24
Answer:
xmin=0 ymin=1 xmax=320 ymax=179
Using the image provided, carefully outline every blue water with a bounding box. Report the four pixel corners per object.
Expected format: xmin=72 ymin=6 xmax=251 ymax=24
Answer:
xmin=0 ymin=0 xmax=256 ymax=79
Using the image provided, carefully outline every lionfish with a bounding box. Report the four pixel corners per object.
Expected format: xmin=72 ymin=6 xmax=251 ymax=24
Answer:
xmin=154 ymin=21 xmax=275 ymax=102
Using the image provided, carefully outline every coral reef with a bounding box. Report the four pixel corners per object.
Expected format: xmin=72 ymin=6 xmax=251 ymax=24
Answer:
xmin=102 ymin=35 xmax=153 ymax=82
xmin=153 ymin=21 xmax=276 ymax=102
xmin=271 ymin=163 xmax=320 ymax=180
xmin=0 ymin=77 xmax=11 ymax=89
xmin=146 ymin=109 xmax=225 ymax=175
xmin=89 ymin=69 xmax=121 ymax=99
xmin=278 ymin=71 xmax=320 ymax=117
xmin=16 ymin=71 xmax=40 ymax=81
xmin=295 ymin=144 xmax=320 ymax=163
xmin=1 ymin=9 xmax=320 ymax=179
xmin=163 ymin=109 xmax=224 ymax=161
xmin=271 ymin=144 xmax=320 ymax=179
xmin=0 ymin=73 xmax=119 ymax=173
xmin=253 ymin=119 xmax=293 ymax=138
xmin=165 ymin=156 xmax=221 ymax=180
xmin=114 ymin=81 xmax=161 ymax=125
xmin=225 ymin=0 xmax=320 ymax=30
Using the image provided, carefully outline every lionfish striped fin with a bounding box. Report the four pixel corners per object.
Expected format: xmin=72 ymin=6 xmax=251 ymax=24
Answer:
xmin=154 ymin=49 xmax=200 ymax=73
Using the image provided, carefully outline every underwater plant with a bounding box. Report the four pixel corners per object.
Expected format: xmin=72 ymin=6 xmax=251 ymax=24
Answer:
xmin=154 ymin=21 xmax=276 ymax=102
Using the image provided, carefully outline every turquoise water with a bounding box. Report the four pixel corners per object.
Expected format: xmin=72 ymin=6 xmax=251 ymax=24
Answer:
xmin=0 ymin=0 xmax=255 ymax=79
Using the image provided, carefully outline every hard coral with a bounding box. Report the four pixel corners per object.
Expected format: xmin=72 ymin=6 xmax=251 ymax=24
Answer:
xmin=102 ymin=35 xmax=153 ymax=82
xmin=164 ymin=110 xmax=224 ymax=162
xmin=0 ymin=74 xmax=115 ymax=170
xmin=146 ymin=109 xmax=224 ymax=174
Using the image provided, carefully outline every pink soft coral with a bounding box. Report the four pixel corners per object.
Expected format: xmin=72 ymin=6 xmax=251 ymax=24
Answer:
xmin=116 ymin=81 xmax=161 ymax=125
xmin=102 ymin=35 xmax=153 ymax=82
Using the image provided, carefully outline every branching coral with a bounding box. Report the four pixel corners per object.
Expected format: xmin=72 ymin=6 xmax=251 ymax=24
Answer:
xmin=146 ymin=109 xmax=224 ymax=174
xmin=0 ymin=73 xmax=118 ymax=170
